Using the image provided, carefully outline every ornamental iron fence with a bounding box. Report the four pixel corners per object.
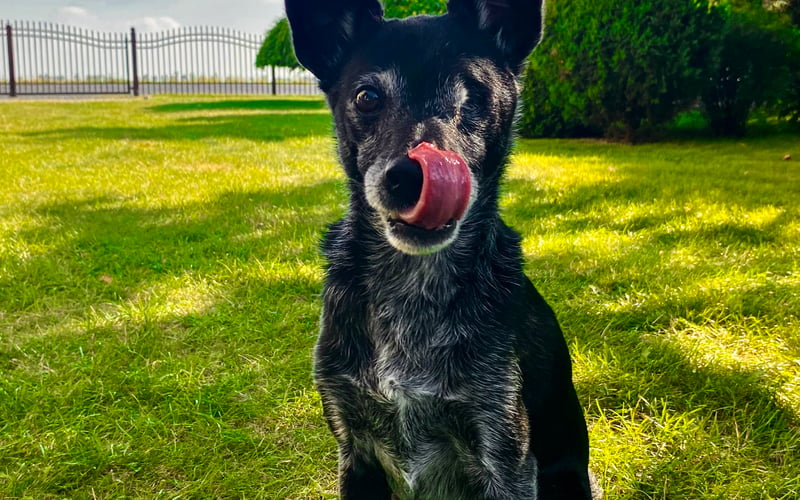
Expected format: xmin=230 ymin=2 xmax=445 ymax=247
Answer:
xmin=0 ymin=20 xmax=319 ymax=97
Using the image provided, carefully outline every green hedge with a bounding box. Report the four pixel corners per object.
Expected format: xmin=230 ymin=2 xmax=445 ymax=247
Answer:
xmin=702 ymin=2 xmax=800 ymax=135
xmin=519 ymin=0 xmax=726 ymax=141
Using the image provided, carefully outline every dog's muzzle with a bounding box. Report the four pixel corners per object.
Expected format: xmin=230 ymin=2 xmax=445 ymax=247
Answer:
xmin=374 ymin=142 xmax=473 ymax=254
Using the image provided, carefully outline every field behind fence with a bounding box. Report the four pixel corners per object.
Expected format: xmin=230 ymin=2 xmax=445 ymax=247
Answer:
xmin=0 ymin=20 xmax=320 ymax=97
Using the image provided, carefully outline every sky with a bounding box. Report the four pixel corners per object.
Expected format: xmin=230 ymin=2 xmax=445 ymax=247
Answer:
xmin=2 ymin=0 xmax=286 ymax=34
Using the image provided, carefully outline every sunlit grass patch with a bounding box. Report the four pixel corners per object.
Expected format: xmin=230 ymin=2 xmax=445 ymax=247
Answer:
xmin=0 ymin=96 xmax=798 ymax=498
xmin=0 ymin=96 xmax=339 ymax=497
xmin=508 ymin=134 xmax=799 ymax=498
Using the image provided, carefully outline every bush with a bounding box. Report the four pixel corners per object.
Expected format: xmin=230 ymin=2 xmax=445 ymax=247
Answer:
xmin=770 ymin=7 xmax=800 ymax=125
xmin=777 ymin=50 xmax=800 ymax=124
xmin=702 ymin=2 xmax=799 ymax=135
xmin=787 ymin=0 xmax=800 ymax=27
xmin=383 ymin=0 xmax=446 ymax=18
xmin=519 ymin=0 xmax=725 ymax=141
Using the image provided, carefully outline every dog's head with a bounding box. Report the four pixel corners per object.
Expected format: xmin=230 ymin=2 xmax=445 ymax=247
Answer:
xmin=286 ymin=0 xmax=544 ymax=255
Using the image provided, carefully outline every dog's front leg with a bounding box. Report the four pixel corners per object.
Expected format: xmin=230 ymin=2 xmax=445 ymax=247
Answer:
xmin=337 ymin=441 xmax=393 ymax=500
xmin=316 ymin=378 xmax=393 ymax=499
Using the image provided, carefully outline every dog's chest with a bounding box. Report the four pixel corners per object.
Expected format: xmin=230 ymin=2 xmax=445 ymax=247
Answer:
xmin=369 ymin=326 xmax=463 ymax=413
xmin=355 ymin=307 xmax=496 ymax=497
xmin=367 ymin=294 xmax=466 ymax=407
xmin=360 ymin=349 xmax=475 ymax=498
xmin=320 ymin=252 xmax=528 ymax=497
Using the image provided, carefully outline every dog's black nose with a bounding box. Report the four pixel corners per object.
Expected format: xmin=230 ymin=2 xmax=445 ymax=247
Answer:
xmin=383 ymin=157 xmax=423 ymax=212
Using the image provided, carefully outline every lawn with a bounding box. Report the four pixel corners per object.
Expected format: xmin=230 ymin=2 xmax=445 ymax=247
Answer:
xmin=0 ymin=95 xmax=798 ymax=499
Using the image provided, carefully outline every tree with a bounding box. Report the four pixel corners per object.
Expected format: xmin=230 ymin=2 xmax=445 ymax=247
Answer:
xmin=256 ymin=18 xmax=300 ymax=70
xmin=262 ymin=3 xmax=446 ymax=69
xmin=259 ymin=3 xmax=446 ymax=79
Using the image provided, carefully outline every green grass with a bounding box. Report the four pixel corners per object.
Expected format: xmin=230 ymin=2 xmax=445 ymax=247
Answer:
xmin=0 ymin=95 xmax=798 ymax=498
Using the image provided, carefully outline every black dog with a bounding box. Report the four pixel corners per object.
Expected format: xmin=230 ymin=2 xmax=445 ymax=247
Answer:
xmin=285 ymin=0 xmax=597 ymax=498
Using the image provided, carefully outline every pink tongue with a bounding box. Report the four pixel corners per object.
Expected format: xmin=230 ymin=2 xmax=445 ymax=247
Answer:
xmin=398 ymin=142 xmax=471 ymax=230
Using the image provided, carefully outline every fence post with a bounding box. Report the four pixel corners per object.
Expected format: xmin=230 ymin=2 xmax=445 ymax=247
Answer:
xmin=6 ymin=24 xmax=16 ymax=97
xmin=271 ymin=66 xmax=276 ymax=95
xmin=130 ymin=27 xmax=139 ymax=96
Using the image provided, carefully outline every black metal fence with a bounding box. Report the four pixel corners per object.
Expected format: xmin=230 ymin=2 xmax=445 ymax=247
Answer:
xmin=0 ymin=20 xmax=320 ymax=97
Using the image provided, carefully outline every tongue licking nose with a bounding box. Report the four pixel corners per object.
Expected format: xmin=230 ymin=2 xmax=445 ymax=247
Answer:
xmin=397 ymin=142 xmax=472 ymax=231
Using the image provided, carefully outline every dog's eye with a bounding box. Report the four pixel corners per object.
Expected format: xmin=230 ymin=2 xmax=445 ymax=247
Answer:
xmin=355 ymin=87 xmax=382 ymax=113
xmin=463 ymin=82 xmax=489 ymax=115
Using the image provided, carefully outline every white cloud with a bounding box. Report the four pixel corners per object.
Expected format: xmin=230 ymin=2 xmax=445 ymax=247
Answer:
xmin=50 ymin=5 xmax=181 ymax=33
xmin=59 ymin=6 xmax=91 ymax=17
xmin=54 ymin=6 xmax=101 ymax=28
xmin=135 ymin=16 xmax=181 ymax=33
xmin=8 ymin=1 xmax=284 ymax=34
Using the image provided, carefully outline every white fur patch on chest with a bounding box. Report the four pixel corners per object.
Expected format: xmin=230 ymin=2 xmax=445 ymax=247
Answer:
xmin=369 ymin=346 xmax=472 ymax=496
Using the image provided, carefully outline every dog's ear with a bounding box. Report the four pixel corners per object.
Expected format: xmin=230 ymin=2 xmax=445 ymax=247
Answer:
xmin=285 ymin=0 xmax=384 ymax=84
xmin=447 ymin=0 xmax=544 ymax=68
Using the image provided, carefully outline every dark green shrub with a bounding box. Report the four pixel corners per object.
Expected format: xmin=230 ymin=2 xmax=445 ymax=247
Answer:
xmin=777 ymin=53 xmax=800 ymax=124
xmin=771 ymin=16 xmax=800 ymax=125
xmin=702 ymin=2 xmax=798 ymax=135
xmin=786 ymin=0 xmax=800 ymax=27
xmin=519 ymin=0 xmax=725 ymax=141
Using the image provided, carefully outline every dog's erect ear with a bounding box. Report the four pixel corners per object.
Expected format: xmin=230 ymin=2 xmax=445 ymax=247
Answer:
xmin=284 ymin=0 xmax=384 ymax=84
xmin=447 ymin=0 xmax=544 ymax=67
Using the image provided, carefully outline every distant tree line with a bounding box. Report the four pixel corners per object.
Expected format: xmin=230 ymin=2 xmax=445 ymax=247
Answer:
xmin=259 ymin=0 xmax=799 ymax=139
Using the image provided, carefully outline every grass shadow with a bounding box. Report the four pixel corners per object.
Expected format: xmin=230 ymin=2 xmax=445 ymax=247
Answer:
xmin=575 ymin=338 xmax=799 ymax=497
xmin=1 ymin=175 xmax=345 ymax=496
xmin=147 ymin=98 xmax=327 ymax=113
xmin=0 ymin=180 xmax=345 ymax=318
xmin=1 ymin=253 xmax=334 ymax=498
xmin=503 ymin=139 xmax=800 ymax=496
xmin=21 ymin=111 xmax=333 ymax=142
